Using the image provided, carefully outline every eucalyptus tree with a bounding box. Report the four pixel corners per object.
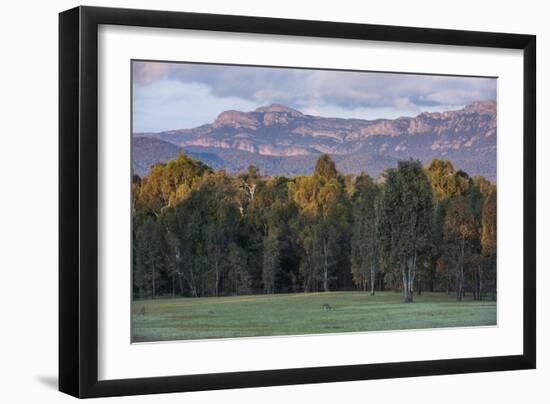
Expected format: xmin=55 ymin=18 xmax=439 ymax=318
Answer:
xmin=481 ymin=188 xmax=497 ymax=257
xmin=163 ymin=199 xmax=204 ymax=297
xmin=378 ymin=160 xmax=433 ymax=303
xmin=200 ymin=172 xmax=242 ymax=296
xmin=351 ymin=173 xmax=380 ymax=295
xmin=444 ymin=196 xmax=477 ymax=301
xmin=425 ymin=159 xmax=457 ymax=202
xmin=468 ymin=176 xmax=489 ymax=300
xmin=134 ymin=152 xmax=210 ymax=217
xmin=481 ymin=187 xmax=497 ymax=299
xmin=237 ymin=165 xmax=261 ymax=214
xmin=289 ymin=155 xmax=350 ymax=292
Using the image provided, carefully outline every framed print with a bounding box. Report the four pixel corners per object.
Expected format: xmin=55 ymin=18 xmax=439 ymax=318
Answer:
xmin=59 ymin=6 xmax=536 ymax=398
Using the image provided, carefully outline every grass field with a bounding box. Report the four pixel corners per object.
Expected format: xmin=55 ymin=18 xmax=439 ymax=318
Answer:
xmin=131 ymin=291 xmax=496 ymax=342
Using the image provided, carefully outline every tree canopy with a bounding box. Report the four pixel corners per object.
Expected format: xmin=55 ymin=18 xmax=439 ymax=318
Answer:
xmin=133 ymin=153 xmax=497 ymax=302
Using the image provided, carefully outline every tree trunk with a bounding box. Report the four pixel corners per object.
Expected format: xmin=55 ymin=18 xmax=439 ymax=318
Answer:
xmin=455 ymin=266 xmax=462 ymax=301
xmin=152 ymin=261 xmax=156 ymax=299
xmin=402 ymin=266 xmax=408 ymax=302
xmin=178 ymin=274 xmax=184 ymax=296
xmin=456 ymin=238 xmax=465 ymax=302
xmin=214 ymin=260 xmax=219 ymax=297
xmin=370 ymin=263 xmax=375 ymax=296
xmin=323 ymin=239 xmax=329 ymax=292
xmin=181 ymin=263 xmax=199 ymax=297
xmin=402 ymin=261 xmax=413 ymax=303
xmin=478 ymin=263 xmax=483 ymax=301
xmin=402 ymin=251 xmax=416 ymax=303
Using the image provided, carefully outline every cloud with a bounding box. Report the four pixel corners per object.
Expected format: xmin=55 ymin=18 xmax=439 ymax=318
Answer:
xmin=133 ymin=62 xmax=171 ymax=84
xmin=133 ymin=79 xmax=259 ymax=132
xmin=132 ymin=61 xmax=496 ymax=132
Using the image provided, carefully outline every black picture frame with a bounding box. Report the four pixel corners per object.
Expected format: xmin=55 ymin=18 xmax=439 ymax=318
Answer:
xmin=59 ymin=5 xmax=536 ymax=398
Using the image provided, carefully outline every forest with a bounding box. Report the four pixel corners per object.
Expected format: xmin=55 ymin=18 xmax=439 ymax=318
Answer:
xmin=132 ymin=153 xmax=497 ymax=304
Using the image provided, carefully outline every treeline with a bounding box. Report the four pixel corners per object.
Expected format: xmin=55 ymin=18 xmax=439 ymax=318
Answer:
xmin=132 ymin=153 xmax=496 ymax=303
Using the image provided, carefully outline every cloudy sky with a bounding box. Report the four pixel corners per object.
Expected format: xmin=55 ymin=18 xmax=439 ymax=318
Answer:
xmin=132 ymin=60 xmax=496 ymax=133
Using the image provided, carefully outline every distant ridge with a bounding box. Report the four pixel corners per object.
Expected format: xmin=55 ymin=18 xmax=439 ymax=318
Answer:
xmin=133 ymin=101 xmax=496 ymax=180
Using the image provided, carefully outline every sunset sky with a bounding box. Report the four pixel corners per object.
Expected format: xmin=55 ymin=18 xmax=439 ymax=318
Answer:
xmin=132 ymin=60 xmax=497 ymax=133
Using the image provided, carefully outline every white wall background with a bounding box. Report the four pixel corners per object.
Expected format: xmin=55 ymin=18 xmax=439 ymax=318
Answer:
xmin=0 ymin=0 xmax=546 ymax=402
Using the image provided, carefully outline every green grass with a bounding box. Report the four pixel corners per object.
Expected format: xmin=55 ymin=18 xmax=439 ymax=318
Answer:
xmin=131 ymin=291 xmax=496 ymax=342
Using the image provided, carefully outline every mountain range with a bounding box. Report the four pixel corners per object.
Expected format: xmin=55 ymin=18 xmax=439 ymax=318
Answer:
xmin=133 ymin=100 xmax=497 ymax=180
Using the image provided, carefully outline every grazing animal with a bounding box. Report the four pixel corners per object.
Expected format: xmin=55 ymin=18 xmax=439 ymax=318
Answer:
xmin=322 ymin=303 xmax=333 ymax=311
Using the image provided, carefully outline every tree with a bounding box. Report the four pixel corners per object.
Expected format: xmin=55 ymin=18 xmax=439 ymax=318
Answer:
xmin=378 ymin=160 xmax=433 ymax=303
xmin=454 ymin=170 xmax=472 ymax=197
xmin=429 ymin=199 xmax=450 ymax=292
xmin=425 ymin=159 xmax=471 ymax=200
xmin=425 ymin=160 xmax=475 ymax=296
xmin=314 ymin=154 xmax=339 ymax=180
xmin=481 ymin=187 xmax=497 ymax=299
xmin=481 ymin=188 xmax=497 ymax=257
xmin=294 ymin=215 xmax=321 ymax=292
xmin=161 ymin=171 xmax=242 ymax=297
xmin=134 ymin=152 xmax=210 ymax=216
xmin=317 ymin=178 xmax=350 ymax=291
xmin=237 ymin=165 xmax=261 ymax=213
xmin=227 ymin=243 xmax=250 ymax=295
xmin=262 ymin=233 xmax=280 ymax=294
xmin=351 ymin=174 xmax=380 ymax=295
xmin=242 ymin=175 xmax=300 ymax=293
xmin=289 ymin=155 xmax=351 ymax=292
xmin=312 ymin=155 xmax=351 ymax=291
xmin=468 ymin=176 xmax=487 ymax=300
xmin=425 ymin=159 xmax=457 ymax=201
xmin=134 ymin=217 xmax=164 ymax=298
xmin=200 ymin=173 xmax=242 ymax=296
xmin=163 ymin=203 xmax=204 ymax=297
xmin=444 ymin=196 xmax=477 ymax=301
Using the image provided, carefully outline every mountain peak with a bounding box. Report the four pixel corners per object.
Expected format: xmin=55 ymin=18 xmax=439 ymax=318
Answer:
xmin=254 ymin=104 xmax=303 ymax=117
xmin=213 ymin=110 xmax=259 ymax=130
xmin=461 ymin=100 xmax=496 ymax=115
